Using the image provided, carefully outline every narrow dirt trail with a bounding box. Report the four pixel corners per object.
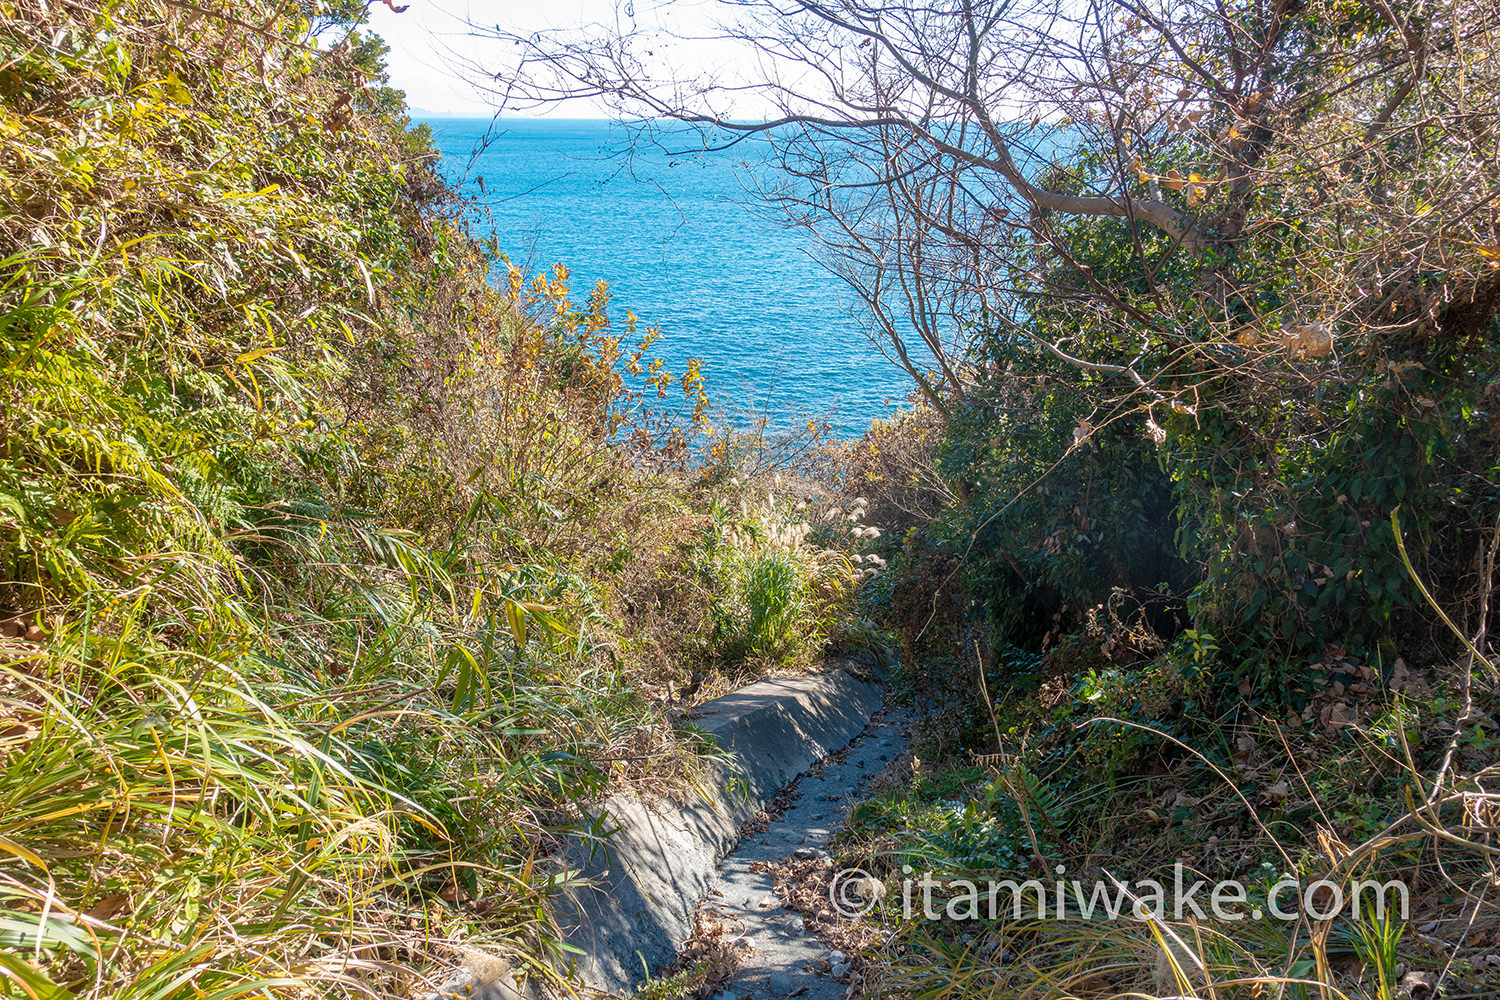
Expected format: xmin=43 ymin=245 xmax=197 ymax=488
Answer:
xmin=696 ymin=710 xmax=909 ymax=1000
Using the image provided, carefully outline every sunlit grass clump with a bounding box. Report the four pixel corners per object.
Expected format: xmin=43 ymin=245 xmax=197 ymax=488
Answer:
xmin=693 ymin=492 xmax=885 ymax=669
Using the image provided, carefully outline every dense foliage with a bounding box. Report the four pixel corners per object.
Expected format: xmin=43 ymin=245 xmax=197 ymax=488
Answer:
xmin=0 ymin=2 xmax=862 ymax=997
xmin=868 ymin=0 xmax=1500 ymax=702
xmin=827 ymin=0 xmax=1500 ymax=996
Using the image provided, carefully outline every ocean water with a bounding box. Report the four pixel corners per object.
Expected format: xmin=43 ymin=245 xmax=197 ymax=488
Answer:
xmin=420 ymin=118 xmax=912 ymax=437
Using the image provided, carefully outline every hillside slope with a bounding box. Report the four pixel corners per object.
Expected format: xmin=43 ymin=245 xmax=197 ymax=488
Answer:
xmin=0 ymin=3 xmax=875 ymax=997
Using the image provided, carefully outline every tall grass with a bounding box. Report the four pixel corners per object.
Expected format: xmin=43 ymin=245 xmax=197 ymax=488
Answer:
xmin=0 ymin=506 xmax=705 ymax=996
xmin=0 ymin=1 xmax=730 ymax=995
xmin=696 ymin=494 xmax=867 ymax=669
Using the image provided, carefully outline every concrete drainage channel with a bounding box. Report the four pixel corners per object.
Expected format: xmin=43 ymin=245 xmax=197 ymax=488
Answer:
xmin=437 ymin=657 xmax=898 ymax=1000
xmin=694 ymin=707 xmax=907 ymax=1000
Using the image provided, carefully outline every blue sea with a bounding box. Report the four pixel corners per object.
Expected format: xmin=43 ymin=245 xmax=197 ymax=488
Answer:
xmin=420 ymin=118 xmax=912 ymax=437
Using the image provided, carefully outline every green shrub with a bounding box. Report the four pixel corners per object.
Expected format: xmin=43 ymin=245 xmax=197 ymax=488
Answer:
xmin=697 ymin=494 xmax=859 ymax=669
xmin=738 ymin=549 xmax=806 ymax=657
xmin=1169 ymin=337 xmax=1500 ymax=699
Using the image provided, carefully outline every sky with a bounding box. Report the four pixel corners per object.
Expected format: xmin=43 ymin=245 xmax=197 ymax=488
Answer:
xmin=361 ymin=0 xmax=1074 ymax=123
xmin=363 ymin=1 xmax=516 ymax=116
xmin=363 ymin=0 xmax=769 ymax=119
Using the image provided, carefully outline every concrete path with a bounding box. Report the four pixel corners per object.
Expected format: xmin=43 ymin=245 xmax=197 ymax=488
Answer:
xmin=431 ymin=665 xmax=895 ymax=1000
xmin=698 ymin=710 xmax=908 ymax=1000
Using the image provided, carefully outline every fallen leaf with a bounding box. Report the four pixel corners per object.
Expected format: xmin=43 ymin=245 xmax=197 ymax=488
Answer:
xmin=86 ymin=894 xmax=130 ymax=922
